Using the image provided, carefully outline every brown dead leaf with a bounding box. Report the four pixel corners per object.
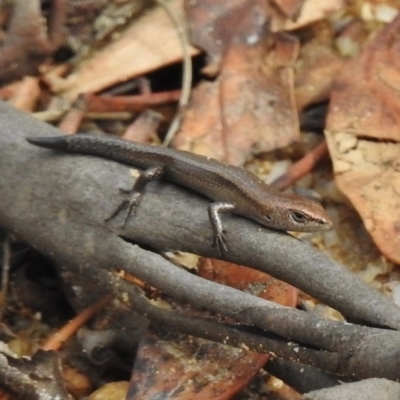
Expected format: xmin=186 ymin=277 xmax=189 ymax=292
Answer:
xmin=90 ymin=382 xmax=129 ymax=400
xmin=50 ymin=0 xmax=198 ymax=100
xmin=177 ymin=0 xmax=300 ymax=164
xmin=0 ymin=0 xmax=60 ymax=83
xmin=122 ymin=110 xmax=163 ymax=143
xmin=9 ymin=77 xmax=41 ymax=112
xmin=218 ymin=32 xmax=300 ymax=164
xmin=128 ymin=259 xmax=297 ymax=400
xmin=185 ymin=0 xmax=251 ymax=75
xmin=295 ymin=42 xmax=344 ymax=110
xmin=271 ymin=0 xmax=305 ymax=20
xmin=326 ymin=13 xmax=400 ymax=264
xmin=175 ymin=80 xmax=225 ymax=160
xmin=274 ymin=0 xmax=345 ymax=31
xmin=198 ymin=258 xmax=298 ymax=307
xmin=328 ymin=15 xmax=400 ymax=140
xmin=129 ymin=332 xmax=268 ymax=400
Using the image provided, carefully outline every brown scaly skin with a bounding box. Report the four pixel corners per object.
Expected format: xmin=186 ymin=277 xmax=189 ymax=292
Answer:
xmin=27 ymin=134 xmax=332 ymax=252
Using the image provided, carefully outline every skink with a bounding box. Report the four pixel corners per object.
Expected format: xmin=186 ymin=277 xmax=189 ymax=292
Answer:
xmin=27 ymin=134 xmax=332 ymax=252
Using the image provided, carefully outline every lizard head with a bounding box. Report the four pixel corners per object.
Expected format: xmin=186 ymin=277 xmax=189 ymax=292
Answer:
xmin=249 ymin=191 xmax=332 ymax=232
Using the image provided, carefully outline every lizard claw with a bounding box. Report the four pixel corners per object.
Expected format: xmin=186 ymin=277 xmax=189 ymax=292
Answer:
xmin=105 ymin=194 xmax=139 ymax=227
xmin=105 ymin=199 xmax=130 ymax=223
xmin=118 ymin=187 xmax=132 ymax=194
xmin=213 ymin=232 xmax=228 ymax=255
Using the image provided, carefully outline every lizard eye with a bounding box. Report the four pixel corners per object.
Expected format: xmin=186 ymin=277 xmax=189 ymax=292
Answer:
xmin=290 ymin=211 xmax=307 ymax=224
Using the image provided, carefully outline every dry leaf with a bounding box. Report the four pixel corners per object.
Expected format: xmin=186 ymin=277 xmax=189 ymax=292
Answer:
xmin=175 ymin=80 xmax=225 ymax=160
xmin=89 ymin=381 xmax=129 ymax=400
xmin=178 ymin=0 xmax=300 ymax=164
xmin=128 ymin=259 xmax=297 ymax=400
xmin=295 ymin=42 xmax=344 ymax=110
xmin=326 ymin=12 xmax=400 ymax=263
xmin=185 ymin=0 xmax=250 ymax=74
xmin=50 ymin=0 xmax=198 ymax=100
xmin=218 ymin=32 xmax=300 ymax=164
xmin=271 ymin=0 xmax=305 ymax=20
xmin=274 ymin=0 xmax=345 ymax=31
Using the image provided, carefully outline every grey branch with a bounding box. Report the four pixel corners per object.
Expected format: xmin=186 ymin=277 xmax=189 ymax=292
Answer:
xmin=1 ymin=101 xmax=400 ymax=382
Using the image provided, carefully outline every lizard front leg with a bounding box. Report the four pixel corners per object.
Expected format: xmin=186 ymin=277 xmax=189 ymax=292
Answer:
xmin=106 ymin=165 xmax=165 ymax=227
xmin=207 ymin=202 xmax=235 ymax=254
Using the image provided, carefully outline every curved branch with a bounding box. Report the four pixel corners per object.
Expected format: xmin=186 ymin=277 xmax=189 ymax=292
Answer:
xmin=1 ymin=101 xmax=400 ymax=381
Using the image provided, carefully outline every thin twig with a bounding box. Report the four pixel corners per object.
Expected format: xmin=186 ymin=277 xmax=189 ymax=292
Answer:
xmin=84 ymin=90 xmax=182 ymax=113
xmin=41 ymin=294 xmax=113 ymax=351
xmin=156 ymin=0 xmax=192 ymax=147
xmin=270 ymin=140 xmax=328 ymax=190
xmin=57 ymin=108 xmax=85 ymax=134
xmin=0 ymin=236 xmax=11 ymax=320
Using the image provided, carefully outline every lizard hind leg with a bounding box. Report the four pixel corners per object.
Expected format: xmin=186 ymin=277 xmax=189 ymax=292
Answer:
xmin=105 ymin=165 xmax=165 ymax=227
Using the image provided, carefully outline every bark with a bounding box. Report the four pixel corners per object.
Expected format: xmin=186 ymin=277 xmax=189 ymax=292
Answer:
xmin=1 ymin=101 xmax=400 ymax=381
